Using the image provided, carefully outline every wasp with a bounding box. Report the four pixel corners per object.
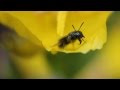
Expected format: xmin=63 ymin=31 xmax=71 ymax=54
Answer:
xmin=58 ymin=22 xmax=85 ymax=48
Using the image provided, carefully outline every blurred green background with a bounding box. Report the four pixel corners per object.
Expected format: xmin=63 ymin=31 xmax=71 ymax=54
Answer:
xmin=0 ymin=11 xmax=120 ymax=79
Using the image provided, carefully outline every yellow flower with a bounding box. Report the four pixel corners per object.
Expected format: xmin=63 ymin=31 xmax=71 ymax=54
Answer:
xmin=55 ymin=11 xmax=112 ymax=53
xmin=36 ymin=11 xmax=112 ymax=54
xmin=0 ymin=11 xmax=112 ymax=54
xmin=0 ymin=11 xmax=113 ymax=78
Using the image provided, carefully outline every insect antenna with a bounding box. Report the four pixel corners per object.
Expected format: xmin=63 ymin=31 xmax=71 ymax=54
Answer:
xmin=78 ymin=22 xmax=84 ymax=31
xmin=72 ymin=25 xmax=76 ymax=31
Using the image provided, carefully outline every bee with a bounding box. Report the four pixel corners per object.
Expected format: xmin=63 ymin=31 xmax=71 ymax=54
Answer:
xmin=58 ymin=22 xmax=85 ymax=48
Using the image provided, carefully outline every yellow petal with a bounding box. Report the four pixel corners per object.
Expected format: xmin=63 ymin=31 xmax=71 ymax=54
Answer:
xmin=7 ymin=11 xmax=59 ymax=52
xmin=0 ymin=23 xmax=44 ymax=57
xmin=0 ymin=12 xmax=42 ymax=47
xmin=53 ymin=11 xmax=112 ymax=53
xmin=57 ymin=11 xmax=67 ymax=37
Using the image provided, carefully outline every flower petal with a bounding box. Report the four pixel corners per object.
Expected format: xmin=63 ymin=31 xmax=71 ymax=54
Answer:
xmin=52 ymin=11 xmax=112 ymax=53
xmin=0 ymin=12 xmax=42 ymax=47
xmin=0 ymin=11 xmax=112 ymax=54
xmin=57 ymin=11 xmax=68 ymax=37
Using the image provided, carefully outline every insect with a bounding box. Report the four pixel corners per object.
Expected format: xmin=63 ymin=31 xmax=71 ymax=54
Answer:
xmin=58 ymin=22 xmax=85 ymax=48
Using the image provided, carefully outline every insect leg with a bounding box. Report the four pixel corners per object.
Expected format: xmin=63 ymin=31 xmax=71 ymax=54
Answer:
xmin=78 ymin=38 xmax=82 ymax=44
